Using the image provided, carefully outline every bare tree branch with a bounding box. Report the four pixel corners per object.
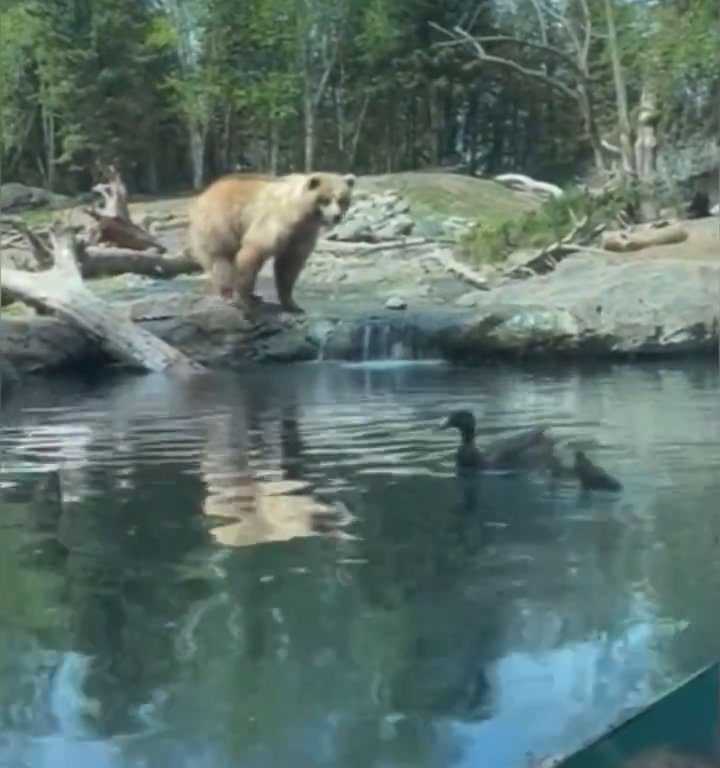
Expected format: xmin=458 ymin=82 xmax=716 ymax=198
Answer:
xmin=430 ymin=23 xmax=578 ymax=102
xmin=532 ymin=0 xmax=582 ymax=55
xmin=438 ymin=34 xmax=592 ymax=80
xmin=578 ymin=0 xmax=592 ymax=68
xmin=528 ymin=0 xmax=549 ymax=45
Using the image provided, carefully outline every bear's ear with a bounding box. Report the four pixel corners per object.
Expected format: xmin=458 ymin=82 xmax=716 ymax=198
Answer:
xmin=307 ymin=174 xmax=322 ymax=191
xmin=343 ymin=173 xmax=356 ymax=188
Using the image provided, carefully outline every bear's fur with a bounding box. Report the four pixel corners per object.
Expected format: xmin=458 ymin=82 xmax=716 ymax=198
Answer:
xmin=187 ymin=171 xmax=355 ymax=313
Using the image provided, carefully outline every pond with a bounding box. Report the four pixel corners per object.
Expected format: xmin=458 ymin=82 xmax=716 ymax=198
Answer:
xmin=1 ymin=360 xmax=719 ymax=768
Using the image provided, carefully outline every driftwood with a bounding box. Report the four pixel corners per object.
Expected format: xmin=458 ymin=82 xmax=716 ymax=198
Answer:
xmin=494 ymin=173 xmax=564 ymax=199
xmin=0 ymin=217 xmax=54 ymax=269
xmin=425 ymin=248 xmax=490 ymax=290
xmin=504 ymin=218 xmax=605 ymax=278
xmin=85 ymin=208 xmax=167 ymax=252
xmin=1 ymin=222 xmax=204 ymax=375
xmin=91 ymin=164 xmax=130 ymax=220
xmin=602 ymin=221 xmax=688 ymax=253
xmin=86 ymin=165 xmax=166 ymax=252
xmin=317 ymin=236 xmax=432 ymax=253
xmin=1 ymin=221 xmax=198 ymax=307
xmin=81 ymin=246 xmax=201 ymax=279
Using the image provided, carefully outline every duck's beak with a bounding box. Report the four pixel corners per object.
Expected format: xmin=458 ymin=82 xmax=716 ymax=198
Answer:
xmin=438 ymin=417 xmax=451 ymax=431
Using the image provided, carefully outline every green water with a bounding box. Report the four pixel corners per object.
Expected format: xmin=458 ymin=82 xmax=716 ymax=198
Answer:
xmin=1 ymin=360 xmax=719 ymax=767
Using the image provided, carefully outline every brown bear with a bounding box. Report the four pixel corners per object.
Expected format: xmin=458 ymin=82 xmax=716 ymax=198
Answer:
xmin=187 ymin=171 xmax=355 ymax=313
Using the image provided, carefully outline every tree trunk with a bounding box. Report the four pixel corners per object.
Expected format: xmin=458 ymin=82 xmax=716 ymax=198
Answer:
xmin=334 ymin=83 xmax=345 ymax=154
xmin=604 ymin=0 xmax=634 ymax=175
xmin=146 ymin=155 xmax=158 ymax=194
xmin=2 ymin=224 xmax=204 ymax=375
xmin=347 ymin=94 xmax=369 ymax=170
xmin=428 ymin=83 xmax=441 ymax=166
xmin=634 ymin=86 xmax=660 ymax=220
xmin=267 ymin=122 xmax=278 ymax=175
xmin=189 ymin=125 xmax=205 ymax=190
xmin=303 ymin=93 xmax=315 ymax=172
xmin=577 ymin=85 xmax=605 ymax=171
xmin=40 ymin=103 xmax=56 ymax=190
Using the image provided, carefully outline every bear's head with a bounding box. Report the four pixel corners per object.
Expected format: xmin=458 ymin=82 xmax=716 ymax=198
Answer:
xmin=305 ymin=173 xmax=356 ymax=226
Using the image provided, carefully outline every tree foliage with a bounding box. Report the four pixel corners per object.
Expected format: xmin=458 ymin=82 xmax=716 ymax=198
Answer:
xmin=0 ymin=0 xmax=716 ymax=192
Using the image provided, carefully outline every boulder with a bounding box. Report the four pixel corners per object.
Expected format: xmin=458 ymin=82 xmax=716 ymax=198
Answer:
xmin=1 ymin=254 xmax=717 ymax=376
xmin=0 ymin=183 xmax=70 ymax=213
xmin=0 ymin=356 xmax=20 ymax=403
xmin=455 ymin=255 xmax=720 ymax=357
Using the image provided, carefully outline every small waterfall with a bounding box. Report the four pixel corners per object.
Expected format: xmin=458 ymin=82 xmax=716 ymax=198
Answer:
xmin=49 ymin=652 xmax=96 ymax=738
xmin=314 ymin=312 xmax=454 ymax=364
xmin=359 ymin=320 xmax=415 ymax=362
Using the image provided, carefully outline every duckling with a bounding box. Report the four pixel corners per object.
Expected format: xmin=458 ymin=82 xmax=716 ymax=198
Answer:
xmin=441 ymin=410 xmax=559 ymax=472
xmin=574 ymin=450 xmax=623 ymax=492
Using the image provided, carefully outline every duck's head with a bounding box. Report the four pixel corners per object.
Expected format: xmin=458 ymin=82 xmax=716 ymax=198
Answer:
xmin=441 ymin=410 xmax=476 ymax=439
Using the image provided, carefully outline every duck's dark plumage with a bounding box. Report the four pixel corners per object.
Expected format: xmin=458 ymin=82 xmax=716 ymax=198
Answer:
xmin=441 ymin=410 xmax=558 ymax=472
xmin=442 ymin=410 xmax=623 ymax=491
xmin=574 ymin=450 xmax=623 ymax=492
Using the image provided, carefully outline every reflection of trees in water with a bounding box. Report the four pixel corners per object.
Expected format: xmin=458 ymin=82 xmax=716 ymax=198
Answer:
xmin=4 ymin=434 xmax=217 ymax=738
xmin=3 ymin=364 xmax=716 ymax=764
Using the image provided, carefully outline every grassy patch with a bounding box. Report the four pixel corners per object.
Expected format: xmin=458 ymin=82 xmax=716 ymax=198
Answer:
xmin=14 ymin=207 xmax=62 ymax=226
xmin=458 ymin=183 xmax=641 ymax=265
xmin=359 ymin=171 xmax=539 ymax=225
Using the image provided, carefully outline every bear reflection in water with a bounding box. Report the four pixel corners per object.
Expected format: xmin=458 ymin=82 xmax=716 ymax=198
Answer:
xmin=200 ymin=414 xmax=354 ymax=548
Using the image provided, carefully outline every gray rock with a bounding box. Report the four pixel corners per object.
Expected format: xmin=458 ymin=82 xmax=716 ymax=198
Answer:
xmin=442 ymin=216 xmax=472 ymax=237
xmin=0 ymin=356 xmax=20 ymax=403
xmin=414 ymin=218 xmax=446 ymax=239
xmin=458 ymin=256 xmax=720 ymax=357
xmin=455 ymin=291 xmax=481 ymax=308
xmin=2 ymin=255 xmax=717 ymax=376
xmin=0 ymin=183 xmax=70 ymax=213
xmin=328 ymin=218 xmax=373 ymax=241
xmin=385 ymin=296 xmax=408 ymax=310
xmin=375 ymin=214 xmax=414 ymax=240
xmin=0 ymin=317 xmax=95 ymax=374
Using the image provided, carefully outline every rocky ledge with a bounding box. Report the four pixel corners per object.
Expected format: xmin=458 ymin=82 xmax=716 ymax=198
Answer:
xmin=2 ymin=251 xmax=717 ymax=381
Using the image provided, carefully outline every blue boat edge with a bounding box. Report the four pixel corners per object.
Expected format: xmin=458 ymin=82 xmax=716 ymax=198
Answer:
xmin=554 ymin=662 xmax=720 ymax=767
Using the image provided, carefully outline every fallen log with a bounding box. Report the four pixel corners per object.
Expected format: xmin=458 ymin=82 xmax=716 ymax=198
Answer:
xmin=602 ymin=221 xmax=688 ymax=253
xmin=2 ymin=222 xmax=204 ymax=375
xmin=80 ymin=246 xmax=201 ymax=279
xmin=494 ymin=173 xmax=564 ymax=199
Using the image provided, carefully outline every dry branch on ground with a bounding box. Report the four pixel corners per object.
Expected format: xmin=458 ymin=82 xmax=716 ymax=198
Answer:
xmin=601 ymin=221 xmax=688 ymax=252
xmin=1 ymin=222 xmax=204 ymax=375
xmin=86 ymin=165 xmax=167 ymax=252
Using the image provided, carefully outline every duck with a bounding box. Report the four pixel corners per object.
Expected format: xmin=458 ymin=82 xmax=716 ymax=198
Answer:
xmin=441 ymin=410 xmax=623 ymax=492
xmin=574 ymin=450 xmax=623 ymax=492
xmin=441 ymin=409 xmax=559 ymax=472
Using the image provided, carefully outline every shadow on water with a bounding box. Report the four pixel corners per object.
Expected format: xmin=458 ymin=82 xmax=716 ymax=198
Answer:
xmin=0 ymin=360 xmax=719 ymax=767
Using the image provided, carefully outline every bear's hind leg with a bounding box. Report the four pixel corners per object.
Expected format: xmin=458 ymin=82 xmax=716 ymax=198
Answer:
xmin=210 ymin=258 xmax=239 ymax=301
xmin=234 ymin=244 xmax=267 ymax=310
xmin=274 ymin=252 xmax=310 ymax=314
